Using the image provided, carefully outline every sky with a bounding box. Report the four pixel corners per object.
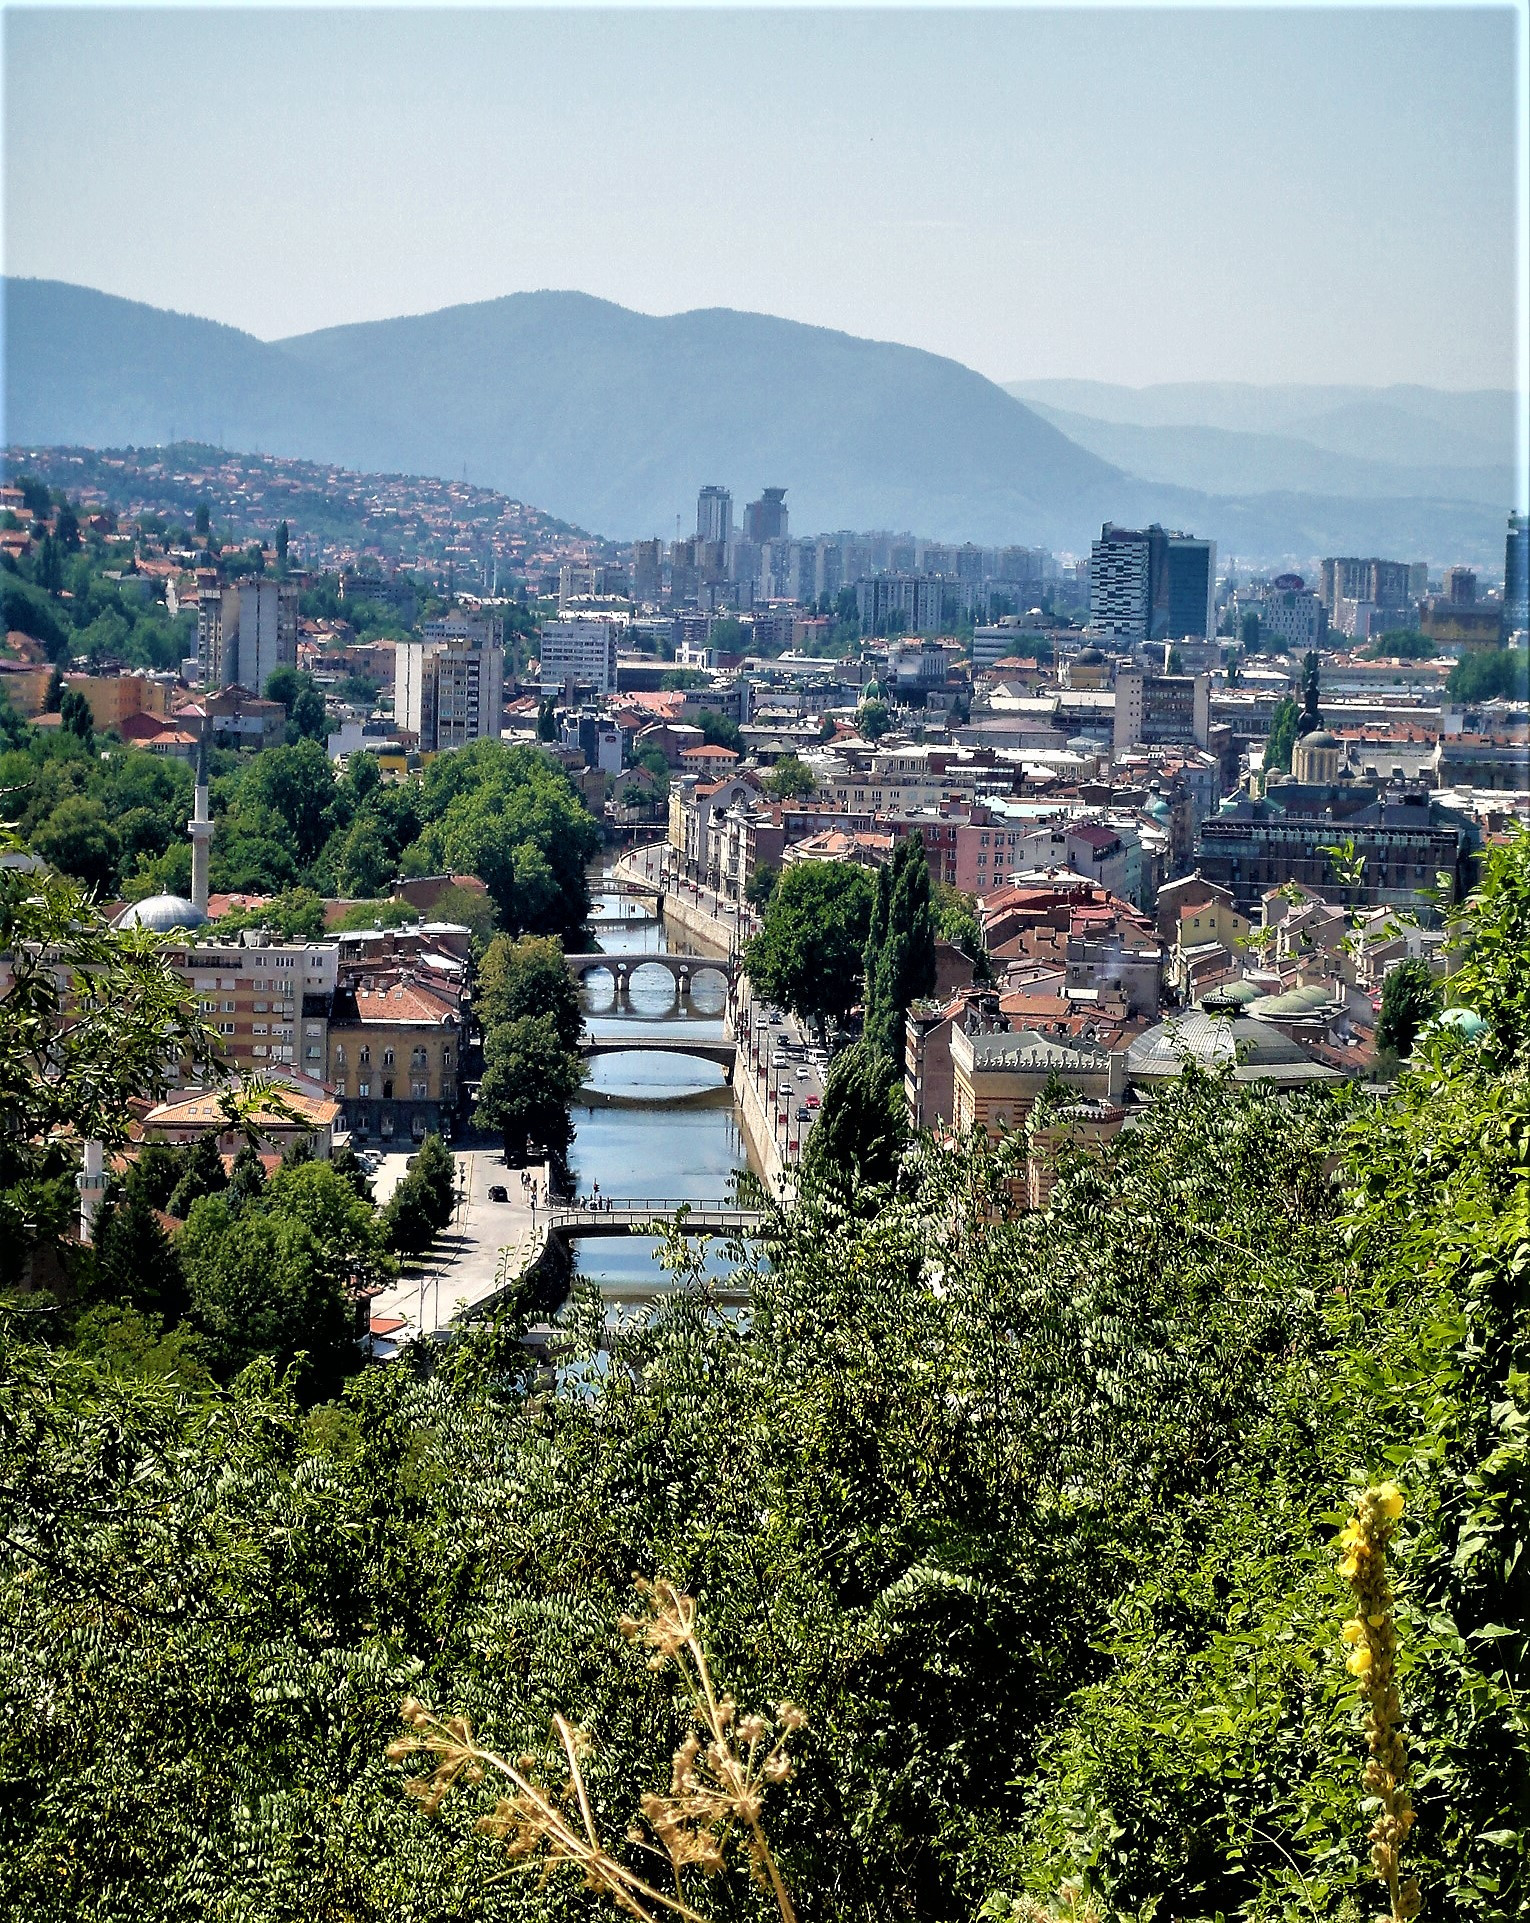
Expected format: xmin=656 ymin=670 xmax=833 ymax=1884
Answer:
xmin=2 ymin=5 xmax=1524 ymax=392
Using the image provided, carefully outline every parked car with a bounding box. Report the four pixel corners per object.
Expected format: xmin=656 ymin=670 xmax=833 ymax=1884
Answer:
xmin=795 ymin=1106 xmax=810 ymax=1122
xmin=806 ymin=1095 xmax=820 ymax=1109
xmin=488 ymin=1184 xmax=508 ymax=1203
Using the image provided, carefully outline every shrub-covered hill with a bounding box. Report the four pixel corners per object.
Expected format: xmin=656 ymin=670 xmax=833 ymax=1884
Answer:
xmin=2 ymin=836 xmax=1527 ymax=1922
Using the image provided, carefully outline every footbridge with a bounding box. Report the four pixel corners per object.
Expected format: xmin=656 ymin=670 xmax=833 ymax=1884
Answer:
xmin=565 ymin=952 xmax=736 ymax=996
xmin=580 ymin=1034 xmax=737 ymax=1076
xmin=545 ymin=1198 xmax=766 ymax=1239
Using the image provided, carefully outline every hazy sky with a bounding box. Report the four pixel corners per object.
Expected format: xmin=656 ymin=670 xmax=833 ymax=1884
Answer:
xmin=3 ymin=6 xmax=1523 ymax=390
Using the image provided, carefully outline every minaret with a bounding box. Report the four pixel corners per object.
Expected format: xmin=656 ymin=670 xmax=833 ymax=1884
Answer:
xmin=188 ymin=730 xmax=213 ymax=915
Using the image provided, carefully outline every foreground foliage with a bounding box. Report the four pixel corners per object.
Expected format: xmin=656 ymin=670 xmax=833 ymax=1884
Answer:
xmin=2 ymin=838 xmax=1528 ymax=1920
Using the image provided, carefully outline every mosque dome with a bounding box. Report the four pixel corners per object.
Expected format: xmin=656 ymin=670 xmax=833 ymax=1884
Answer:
xmin=1126 ymin=996 xmax=1336 ymax=1086
xmin=114 ymin=894 xmax=209 ymax=934
xmin=1076 ymin=646 xmax=1106 ymax=666
xmin=1425 ymin=1006 xmax=1487 ymax=1041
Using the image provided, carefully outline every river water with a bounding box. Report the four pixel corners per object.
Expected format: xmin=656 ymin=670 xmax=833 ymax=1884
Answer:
xmin=567 ymin=863 xmax=747 ymax=1289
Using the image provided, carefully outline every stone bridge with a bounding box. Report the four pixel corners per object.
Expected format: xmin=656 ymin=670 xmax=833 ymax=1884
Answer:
xmin=579 ymin=1034 xmax=737 ymax=1077
xmin=565 ymin=952 xmax=736 ymax=997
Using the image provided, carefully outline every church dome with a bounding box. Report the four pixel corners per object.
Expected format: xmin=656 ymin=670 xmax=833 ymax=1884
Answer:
xmin=114 ymin=893 xmax=209 ymax=934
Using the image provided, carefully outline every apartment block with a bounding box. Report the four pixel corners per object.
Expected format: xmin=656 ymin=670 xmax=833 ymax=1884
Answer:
xmin=197 ymin=577 xmax=299 ymax=691
xmin=539 ymin=616 xmax=621 ymax=695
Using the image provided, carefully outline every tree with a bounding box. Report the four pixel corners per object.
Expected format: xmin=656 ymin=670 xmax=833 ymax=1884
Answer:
xmin=194 ymin=500 xmax=211 ymax=537
xmin=90 ymin=1182 xmax=187 ymax=1325
xmin=743 ymin=861 xmax=874 ymax=1039
xmin=479 ymin=934 xmax=583 ymax=1052
xmin=225 ymin=1140 xmax=268 ymax=1213
xmin=763 ymin=755 xmax=816 ymax=801
xmin=475 ymin=1013 xmax=585 ymax=1165
xmin=1265 ymin=695 xmax=1300 ymax=776
xmin=1368 ymin=629 xmax=1433 ymax=662
xmin=0 ymin=858 xmax=217 ymax=1281
xmin=58 ymin=688 xmax=94 ymax=748
xmin=537 ymin=698 xmax=558 ymax=742
xmin=862 ymin=838 xmax=936 ymax=1067
xmin=34 ymin=795 xmax=119 ymax=896
xmin=275 ymin=520 xmax=289 ymax=569
xmin=410 ymin=1134 xmax=459 ymax=1234
xmin=166 ymin=1131 xmax=228 ymax=1219
xmin=799 ymin=1039 xmax=906 ymax=1195
xmin=1447 ymin=647 xmax=1530 ymax=704
xmin=1239 ymin=609 xmax=1261 ymax=651
xmin=746 ymin=861 xmax=778 ymax=911
xmin=698 ymin=708 xmax=743 ymax=754
xmin=857 ymin=697 xmax=892 ymax=741
xmin=35 ymin=535 xmax=65 ymax=595
xmin=1375 ymin=958 xmax=1442 ymax=1060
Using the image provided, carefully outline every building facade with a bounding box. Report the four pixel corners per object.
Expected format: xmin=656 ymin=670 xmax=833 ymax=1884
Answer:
xmin=539 ymin=616 xmax=620 ymax=695
xmin=197 ymin=578 xmax=299 ymax=691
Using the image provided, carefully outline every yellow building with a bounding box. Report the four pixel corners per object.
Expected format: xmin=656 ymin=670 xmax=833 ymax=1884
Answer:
xmin=327 ymin=973 xmax=463 ymax=1144
xmin=949 ymin=1023 xmax=1127 ymax=1140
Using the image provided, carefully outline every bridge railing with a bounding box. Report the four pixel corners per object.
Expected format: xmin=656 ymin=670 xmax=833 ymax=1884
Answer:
xmin=547 ymin=1196 xmax=741 ymax=1218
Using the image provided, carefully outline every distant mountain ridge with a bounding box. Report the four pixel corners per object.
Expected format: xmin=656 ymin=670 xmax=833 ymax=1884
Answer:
xmin=2 ymin=277 xmax=1513 ymax=564
xmin=1005 ymin=377 xmax=1519 ymax=513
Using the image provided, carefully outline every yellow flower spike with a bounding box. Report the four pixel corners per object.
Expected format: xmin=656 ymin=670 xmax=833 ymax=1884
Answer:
xmin=1347 ymin=1646 xmax=1374 ymax=1676
xmin=1342 ymin=1620 xmax=1367 ymax=1644
xmin=1375 ymin=1482 xmax=1405 ymax=1521
xmin=1339 ymin=1553 xmax=1363 ymax=1580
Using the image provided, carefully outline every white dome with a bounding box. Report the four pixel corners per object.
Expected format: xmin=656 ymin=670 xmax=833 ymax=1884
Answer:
xmin=114 ymin=894 xmax=209 ymax=934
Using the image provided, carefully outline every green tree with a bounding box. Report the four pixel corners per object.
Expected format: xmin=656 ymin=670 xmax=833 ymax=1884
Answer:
xmin=537 ymin=697 xmax=558 ymax=742
xmin=1447 ymin=647 xmax=1529 ymax=704
xmin=763 ymin=754 xmax=816 ymax=801
xmin=35 ymin=795 xmax=120 ymax=896
xmin=743 ymin=861 xmax=874 ymax=1039
xmin=58 ymin=688 xmax=94 ymax=748
xmin=475 ymin=1012 xmax=585 ymax=1165
xmin=746 ymin=861 xmax=779 ymax=910
xmin=1374 ymin=957 xmax=1442 ymax=1061
xmin=799 ymin=1038 xmax=906 ymax=1197
xmin=862 ymin=837 xmax=936 ymax=1066
xmin=478 ymin=934 xmax=583 ymax=1052
xmin=166 ymin=1131 xmax=228 ymax=1219
xmin=1265 ymin=694 xmax=1300 ymax=775
xmin=0 ymin=857 xmax=216 ymax=1281
xmin=856 ymin=697 xmax=892 ymax=741
xmin=698 ymin=708 xmax=743 ymax=754
xmin=1239 ymin=608 xmax=1261 ymax=651
xmin=225 ymin=1140 xmax=268 ymax=1213
xmin=90 ymin=1181 xmax=187 ymax=1325
xmin=275 ymin=520 xmax=289 ymax=569
xmin=194 ymin=500 xmax=211 ymax=537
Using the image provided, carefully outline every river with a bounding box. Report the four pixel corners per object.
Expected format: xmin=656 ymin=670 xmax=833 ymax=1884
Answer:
xmin=567 ymin=862 xmax=747 ymax=1290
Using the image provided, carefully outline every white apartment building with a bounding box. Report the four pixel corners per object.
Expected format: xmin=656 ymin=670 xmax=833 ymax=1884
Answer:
xmin=197 ymin=579 xmax=299 ymax=692
xmin=539 ymin=617 xmax=621 ymax=695
xmin=394 ymin=611 xmax=504 ymax=752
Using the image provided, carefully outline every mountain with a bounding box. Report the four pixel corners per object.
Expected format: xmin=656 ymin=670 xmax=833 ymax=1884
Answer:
xmin=2 ymin=278 xmax=1514 ymax=563
xmin=1015 ymin=401 xmax=1511 ymax=509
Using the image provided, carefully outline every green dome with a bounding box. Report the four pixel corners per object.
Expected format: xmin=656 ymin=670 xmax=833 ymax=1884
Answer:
xmin=1427 ymin=1006 xmax=1487 ymax=1040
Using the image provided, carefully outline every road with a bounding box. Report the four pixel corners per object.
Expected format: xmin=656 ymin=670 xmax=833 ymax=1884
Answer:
xmin=365 ymin=1140 xmax=549 ymax=1351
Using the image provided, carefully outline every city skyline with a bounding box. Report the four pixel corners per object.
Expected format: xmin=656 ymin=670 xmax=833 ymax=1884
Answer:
xmin=4 ymin=6 xmax=1523 ymax=395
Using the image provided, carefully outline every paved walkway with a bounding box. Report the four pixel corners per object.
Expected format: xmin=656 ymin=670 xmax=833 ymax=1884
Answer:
xmin=615 ymin=843 xmax=758 ymax=948
xmin=366 ymin=1143 xmax=549 ymax=1351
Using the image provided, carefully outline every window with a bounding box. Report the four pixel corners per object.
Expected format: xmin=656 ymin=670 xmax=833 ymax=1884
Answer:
xmin=359 ymin=1047 xmax=370 ymax=1066
xmin=253 ymin=1044 xmax=268 ymax=1058
xmin=383 ymin=1049 xmax=395 ymax=1067
xmin=358 ymin=1081 xmax=371 ymax=1098
xmin=223 ymin=1001 xmax=236 ymax=1013
xmin=411 ymin=1047 xmax=428 ymax=1068
xmin=333 ymin=1045 xmax=345 ymax=1064
xmin=382 ymin=1080 xmax=394 ymax=1101
xmin=305 ymin=1045 xmax=321 ymax=1060
xmin=411 ymin=1079 xmax=428 ymax=1099
xmin=220 ymin=1021 xmax=235 ymax=1034
xmin=442 ymin=1047 xmax=452 ymax=1068
xmin=253 ymin=1023 xmax=268 ymax=1036
xmin=254 ymin=1001 xmax=269 ymax=1014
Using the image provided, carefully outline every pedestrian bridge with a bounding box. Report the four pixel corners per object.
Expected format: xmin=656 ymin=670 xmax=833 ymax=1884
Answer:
xmin=545 ymin=1198 xmax=766 ymax=1239
xmin=565 ymin=952 xmax=736 ymax=996
xmin=580 ymin=1034 xmax=737 ymax=1076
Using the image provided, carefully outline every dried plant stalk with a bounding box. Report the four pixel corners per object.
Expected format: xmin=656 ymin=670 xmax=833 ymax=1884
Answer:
xmin=389 ymin=1578 xmax=804 ymax=1923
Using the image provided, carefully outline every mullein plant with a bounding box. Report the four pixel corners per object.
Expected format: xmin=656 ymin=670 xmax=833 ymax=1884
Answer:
xmin=388 ymin=1578 xmax=804 ymax=1923
xmin=1337 ymin=1482 xmax=1420 ymax=1923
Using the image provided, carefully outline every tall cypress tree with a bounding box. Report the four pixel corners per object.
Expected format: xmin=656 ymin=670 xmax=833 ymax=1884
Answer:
xmin=863 ymin=838 xmax=937 ymax=1068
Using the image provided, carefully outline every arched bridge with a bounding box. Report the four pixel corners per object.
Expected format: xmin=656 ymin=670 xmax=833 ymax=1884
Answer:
xmin=580 ymin=1034 xmax=737 ymax=1077
xmin=565 ymin=952 xmax=736 ymax=997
